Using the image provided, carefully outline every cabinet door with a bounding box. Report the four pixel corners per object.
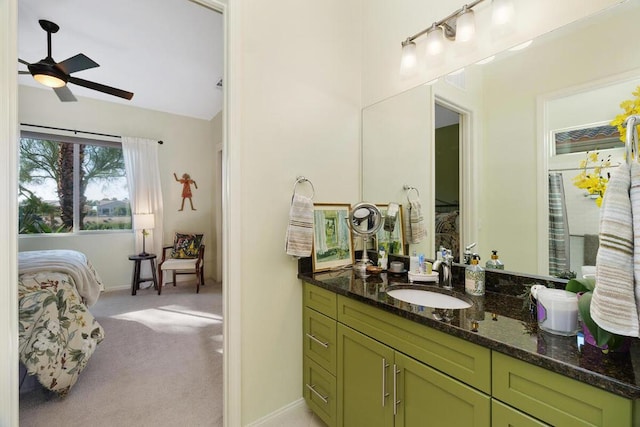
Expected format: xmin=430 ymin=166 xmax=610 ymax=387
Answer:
xmin=337 ymin=324 xmax=394 ymax=427
xmin=492 ymin=399 xmax=550 ymax=427
xmin=304 ymin=307 xmax=337 ymax=374
xmin=394 ymin=352 xmax=490 ymax=427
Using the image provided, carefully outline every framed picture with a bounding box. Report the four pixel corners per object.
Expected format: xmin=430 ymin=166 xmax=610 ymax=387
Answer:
xmin=312 ymin=203 xmax=354 ymax=272
xmin=376 ymin=203 xmax=405 ymax=255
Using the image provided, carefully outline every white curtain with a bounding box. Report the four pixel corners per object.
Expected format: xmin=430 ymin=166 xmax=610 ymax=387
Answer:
xmin=122 ymin=137 xmax=164 ymax=283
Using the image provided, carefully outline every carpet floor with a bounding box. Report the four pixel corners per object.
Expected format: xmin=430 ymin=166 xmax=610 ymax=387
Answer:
xmin=19 ymin=280 xmax=224 ymax=427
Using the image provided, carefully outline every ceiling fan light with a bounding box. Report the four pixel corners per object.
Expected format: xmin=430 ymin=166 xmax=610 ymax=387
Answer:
xmin=34 ymin=72 xmax=66 ymax=88
xmin=456 ymin=7 xmax=476 ymax=43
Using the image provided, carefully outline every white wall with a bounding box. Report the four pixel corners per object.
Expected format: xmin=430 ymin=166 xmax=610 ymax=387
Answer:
xmin=18 ymin=85 xmax=219 ymax=289
xmin=236 ymin=0 xmax=362 ymax=423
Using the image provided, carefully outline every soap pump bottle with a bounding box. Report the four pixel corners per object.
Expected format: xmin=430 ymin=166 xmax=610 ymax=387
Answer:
xmin=485 ymin=250 xmax=504 ymax=270
xmin=465 ymin=254 xmax=485 ymax=296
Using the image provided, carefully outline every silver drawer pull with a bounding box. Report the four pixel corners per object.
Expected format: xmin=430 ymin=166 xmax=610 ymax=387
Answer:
xmin=382 ymin=358 xmax=390 ymax=407
xmin=393 ymin=364 xmax=401 ymax=416
xmin=306 ymin=333 xmax=329 ymax=348
xmin=306 ymin=383 xmax=329 ymax=404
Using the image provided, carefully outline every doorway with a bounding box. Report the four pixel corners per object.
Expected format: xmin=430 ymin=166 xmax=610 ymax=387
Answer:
xmin=434 ymin=103 xmax=461 ymax=262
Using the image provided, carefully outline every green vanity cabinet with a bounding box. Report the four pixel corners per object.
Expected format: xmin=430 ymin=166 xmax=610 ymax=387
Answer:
xmin=337 ymin=323 xmax=490 ymax=427
xmin=491 ymin=399 xmax=550 ymax=427
xmin=337 ymin=323 xmax=394 ymax=427
xmin=303 ymin=284 xmax=338 ymax=426
xmin=493 ymin=352 xmax=636 ymax=427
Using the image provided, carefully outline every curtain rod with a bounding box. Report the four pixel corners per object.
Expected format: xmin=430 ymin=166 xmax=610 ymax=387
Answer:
xmin=20 ymin=123 xmax=164 ymax=144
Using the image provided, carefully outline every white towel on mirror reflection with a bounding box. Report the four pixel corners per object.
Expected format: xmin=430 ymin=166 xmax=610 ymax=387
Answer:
xmin=285 ymin=193 xmax=314 ymax=257
xmin=592 ymin=162 xmax=639 ymax=337
xmin=632 ymin=162 xmax=640 ymax=333
xmin=408 ymin=200 xmax=426 ymax=244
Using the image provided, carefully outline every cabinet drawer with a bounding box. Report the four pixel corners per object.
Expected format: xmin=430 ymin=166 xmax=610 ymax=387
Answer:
xmin=304 ymin=282 xmax=337 ymax=318
xmin=492 ymin=399 xmax=549 ymax=427
xmin=337 ymin=295 xmax=491 ymax=393
xmin=304 ymin=356 xmax=336 ymax=427
xmin=304 ymin=307 xmax=337 ymax=374
xmin=493 ymin=352 xmax=633 ymax=427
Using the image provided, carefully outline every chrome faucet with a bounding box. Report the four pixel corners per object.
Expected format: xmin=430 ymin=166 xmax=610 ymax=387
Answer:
xmin=463 ymin=242 xmax=477 ymax=265
xmin=432 ymin=249 xmax=454 ymax=290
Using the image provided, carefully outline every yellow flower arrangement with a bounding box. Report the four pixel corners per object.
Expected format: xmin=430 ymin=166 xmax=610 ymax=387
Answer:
xmin=611 ymin=85 xmax=640 ymax=144
xmin=572 ymin=151 xmax=611 ymax=207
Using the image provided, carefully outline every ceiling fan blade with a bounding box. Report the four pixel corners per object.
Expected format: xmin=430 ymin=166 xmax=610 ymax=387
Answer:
xmin=53 ymin=85 xmax=77 ymax=102
xmin=57 ymin=53 xmax=99 ymax=75
xmin=18 ymin=71 xmax=31 ymax=75
xmin=18 ymin=58 xmax=31 ymax=66
xmin=68 ymin=76 xmax=134 ymax=100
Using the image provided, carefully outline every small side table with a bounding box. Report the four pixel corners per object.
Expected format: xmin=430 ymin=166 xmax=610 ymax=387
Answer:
xmin=128 ymin=253 xmax=159 ymax=295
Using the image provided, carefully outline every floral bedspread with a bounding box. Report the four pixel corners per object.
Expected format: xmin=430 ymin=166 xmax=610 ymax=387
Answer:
xmin=19 ymin=271 xmax=105 ymax=396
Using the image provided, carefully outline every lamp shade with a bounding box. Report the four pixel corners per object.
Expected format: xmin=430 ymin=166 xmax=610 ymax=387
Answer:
xmin=492 ymin=0 xmax=515 ymax=27
xmin=400 ymin=40 xmax=417 ymax=77
xmin=425 ymin=25 xmax=444 ymax=56
xmin=455 ymin=7 xmax=475 ymax=42
xmin=134 ymin=213 xmax=155 ymax=230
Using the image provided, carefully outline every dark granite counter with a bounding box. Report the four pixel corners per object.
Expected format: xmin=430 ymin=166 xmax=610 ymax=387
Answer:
xmin=299 ymin=264 xmax=640 ymax=400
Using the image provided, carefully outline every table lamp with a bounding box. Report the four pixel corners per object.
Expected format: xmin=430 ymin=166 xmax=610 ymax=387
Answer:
xmin=133 ymin=213 xmax=155 ymax=256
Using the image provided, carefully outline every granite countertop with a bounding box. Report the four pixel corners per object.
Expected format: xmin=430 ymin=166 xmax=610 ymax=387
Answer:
xmin=299 ymin=265 xmax=640 ymax=400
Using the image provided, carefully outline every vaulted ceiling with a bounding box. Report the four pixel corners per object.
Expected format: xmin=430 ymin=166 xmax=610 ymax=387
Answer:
xmin=18 ymin=0 xmax=223 ymax=121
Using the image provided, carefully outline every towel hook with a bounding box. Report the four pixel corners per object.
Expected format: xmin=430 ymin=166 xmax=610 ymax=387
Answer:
xmin=624 ymin=115 xmax=640 ymax=164
xmin=403 ymin=185 xmax=420 ymax=202
xmin=293 ymin=176 xmax=315 ymax=200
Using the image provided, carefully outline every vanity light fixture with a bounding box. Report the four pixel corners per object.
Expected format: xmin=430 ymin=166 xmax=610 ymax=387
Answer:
xmin=400 ymin=0 xmax=515 ymax=73
xmin=492 ymin=0 xmax=515 ymax=27
xmin=400 ymin=38 xmax=418 ymax=77
xmin=425 ymin=24 xmax=445 ymax=56
xmin=456 ymin=5 xmax=476 ymax=43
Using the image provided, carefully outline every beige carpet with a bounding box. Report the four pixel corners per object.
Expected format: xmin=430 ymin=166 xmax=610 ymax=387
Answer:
xmin=19 ymin=280 xmax=223 ymax=427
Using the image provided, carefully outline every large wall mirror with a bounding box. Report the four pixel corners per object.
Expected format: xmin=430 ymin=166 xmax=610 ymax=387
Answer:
xmin=362 ymin=0 xmax=640 ymax=278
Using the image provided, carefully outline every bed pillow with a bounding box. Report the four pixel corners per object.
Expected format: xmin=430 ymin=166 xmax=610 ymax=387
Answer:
xmin=171 ymin=233 xmax=204 ymax=259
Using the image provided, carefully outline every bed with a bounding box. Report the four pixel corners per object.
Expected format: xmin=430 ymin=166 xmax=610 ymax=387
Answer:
xmin=18 ymin=249 xmax=105 ymax=396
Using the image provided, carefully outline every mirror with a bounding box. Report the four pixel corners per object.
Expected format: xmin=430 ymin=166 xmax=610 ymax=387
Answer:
xmin=362 ymin=1 xmax=640 ymax=278
xmin=348 ymin=202 xmax=382 ymax=275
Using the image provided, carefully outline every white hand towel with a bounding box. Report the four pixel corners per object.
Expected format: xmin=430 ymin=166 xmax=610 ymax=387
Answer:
xmin=285 ymin=194 xmax=314 ymax=257
xmin=631 ymin=162 xmax=640 ymax=333
xmin=592 ymin=162 xmax=639 ymax=337
xmin=408 ymin=200 xmax=426 ymax=244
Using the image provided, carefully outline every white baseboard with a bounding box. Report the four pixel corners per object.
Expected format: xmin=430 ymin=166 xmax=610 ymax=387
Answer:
xmin=245 ymin=398 xmax=310 ymax=427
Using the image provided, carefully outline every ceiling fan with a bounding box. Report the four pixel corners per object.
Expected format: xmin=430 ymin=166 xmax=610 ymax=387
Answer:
xmin=18 ymin=19 xmax=134 ymax=102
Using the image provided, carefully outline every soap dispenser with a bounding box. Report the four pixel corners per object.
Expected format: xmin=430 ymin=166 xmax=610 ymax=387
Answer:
xmin=486 ymin=250 xmax=504 ymax=270
xmin=465 ymin=254 xmax=485 ymax=296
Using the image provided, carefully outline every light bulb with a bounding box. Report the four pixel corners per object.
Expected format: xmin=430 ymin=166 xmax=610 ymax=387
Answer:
xmin=492 ymin=0 xmax=515 ymax=27
xmin=456 ymin=7 xmax=475 ymax=42
xmin=34 ymin=73 xmax=65 ymax=88
xmin=400 ymin=40 xmax=417 ymax=77
xmin=425 ymin=24 xmax=444 ymax=56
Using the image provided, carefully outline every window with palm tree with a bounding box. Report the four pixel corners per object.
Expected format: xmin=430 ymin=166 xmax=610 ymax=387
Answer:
xmin=19 ymin=134 xmax=131 ymax=233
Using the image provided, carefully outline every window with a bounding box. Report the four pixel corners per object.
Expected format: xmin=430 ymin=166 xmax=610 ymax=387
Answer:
xmin=19 ymin=132 xmax=131 ymax=234
xmin=552 ymin=122 xmax=624 ymax=155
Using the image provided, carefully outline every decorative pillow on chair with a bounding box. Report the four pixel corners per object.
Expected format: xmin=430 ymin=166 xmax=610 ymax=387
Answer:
xmin=171 ymin=233 xmax=204 ymax=259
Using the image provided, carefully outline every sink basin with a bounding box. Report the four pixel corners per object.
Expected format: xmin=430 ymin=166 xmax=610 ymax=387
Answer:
xmin=386 ymin=288 xmax=471 ymax=309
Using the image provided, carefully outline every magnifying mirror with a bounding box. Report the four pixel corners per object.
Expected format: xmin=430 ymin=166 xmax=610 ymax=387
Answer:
xmin=348 ymin=202 xmax=382 ymax=276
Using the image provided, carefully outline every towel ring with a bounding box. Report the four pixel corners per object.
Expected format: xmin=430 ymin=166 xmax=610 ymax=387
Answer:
xmin=293 ymin=176 xmax=315 ymax=200
xmin=403 ymin=185 xmax=419 ymax=202
xmin=624 ymin=115 xmax=640 ymax=164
